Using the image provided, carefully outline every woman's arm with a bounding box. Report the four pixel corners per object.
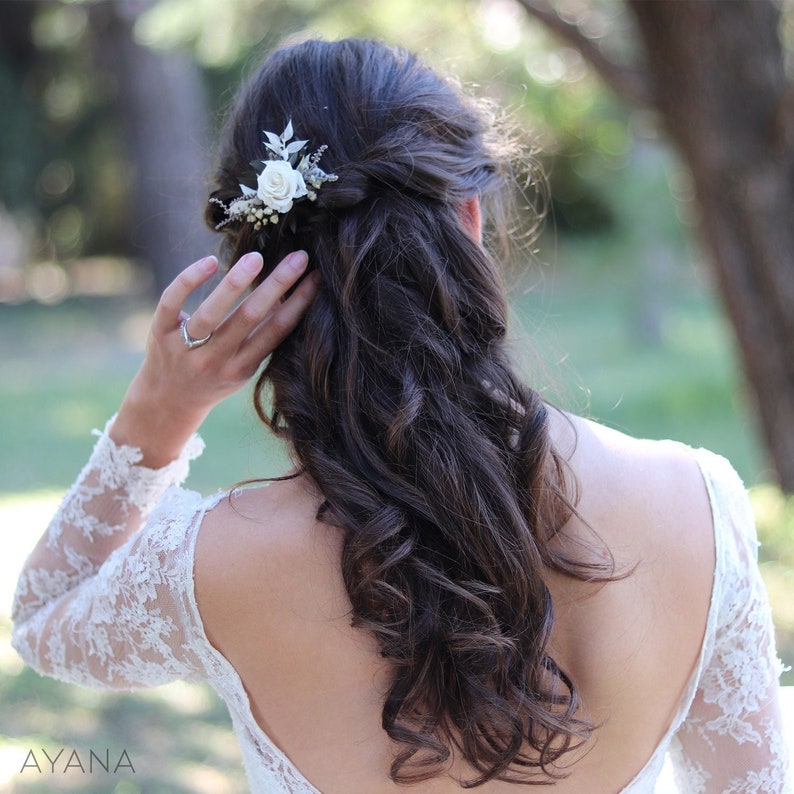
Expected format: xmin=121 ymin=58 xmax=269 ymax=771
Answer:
xmin=670 ymin=451 xmax=791 ymax=792
xmin=11 ymin=250 xmax=318 ymax=687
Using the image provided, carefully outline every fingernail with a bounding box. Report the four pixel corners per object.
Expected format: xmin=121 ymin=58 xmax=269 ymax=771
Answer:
xmin=285 ymin=250 xmax=308 ymax=272
xmin=199 ymin=255 xmax=218 ymax=272
xmin=239 ymin=252 xmax=263 ymax=273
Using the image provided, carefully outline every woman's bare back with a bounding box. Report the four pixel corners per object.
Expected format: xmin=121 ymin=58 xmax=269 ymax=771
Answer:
xmin=194 ymin=413 xmax=715 ymax=793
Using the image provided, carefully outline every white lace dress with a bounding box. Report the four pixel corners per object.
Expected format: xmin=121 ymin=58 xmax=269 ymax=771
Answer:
xmin=11 ymin=423 xmax=791 ymax=793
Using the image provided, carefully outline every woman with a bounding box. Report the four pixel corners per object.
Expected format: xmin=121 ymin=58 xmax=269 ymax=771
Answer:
xmin=12 ymin=38 xmax=789 ymax=792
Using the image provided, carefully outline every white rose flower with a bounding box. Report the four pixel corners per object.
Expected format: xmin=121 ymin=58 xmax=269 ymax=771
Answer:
xmin=256 ymin=160 xmax=307 ymax=213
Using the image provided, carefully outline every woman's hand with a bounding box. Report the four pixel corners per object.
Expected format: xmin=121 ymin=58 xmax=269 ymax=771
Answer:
xmin=111 ymin=250 xmax=317 ymax=467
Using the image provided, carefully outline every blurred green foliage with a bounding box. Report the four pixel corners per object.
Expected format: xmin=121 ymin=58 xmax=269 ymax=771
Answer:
xmin=0 ymin=2 xmax=127 ymax=264
xmin=0 ymin=0 xmax=640 ymax=277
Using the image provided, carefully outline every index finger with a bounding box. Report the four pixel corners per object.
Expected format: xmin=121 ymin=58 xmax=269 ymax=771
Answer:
xmin=153 ymin=256 xmax=219 ymax=335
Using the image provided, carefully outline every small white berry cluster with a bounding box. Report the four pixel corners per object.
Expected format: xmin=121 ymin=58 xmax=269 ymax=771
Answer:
xmin=211 ymin=120 xmax=337 ymax=232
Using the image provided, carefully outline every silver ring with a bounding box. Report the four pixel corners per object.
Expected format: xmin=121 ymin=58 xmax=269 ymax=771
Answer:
xmin=180 ymin=317 xmax=213 ymax=350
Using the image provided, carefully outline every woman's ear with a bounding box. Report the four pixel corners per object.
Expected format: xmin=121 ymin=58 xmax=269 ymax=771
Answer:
xmin=458 ymin=195 xmax=482 ymax=243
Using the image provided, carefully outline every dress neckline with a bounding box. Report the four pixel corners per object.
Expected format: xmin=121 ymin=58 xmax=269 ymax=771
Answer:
xmin=186 ymin=443 xmax=721 ymax=793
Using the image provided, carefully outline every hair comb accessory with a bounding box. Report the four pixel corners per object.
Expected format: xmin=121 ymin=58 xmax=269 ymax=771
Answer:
xmin=210 ymin=120 xmax=337 ymax=231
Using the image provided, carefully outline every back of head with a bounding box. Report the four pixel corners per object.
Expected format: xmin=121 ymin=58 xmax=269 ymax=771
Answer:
xmin=207 ymin=38 xmax=605 ymax=786
xmin=209 ymin=38 xmax=502 ymax=252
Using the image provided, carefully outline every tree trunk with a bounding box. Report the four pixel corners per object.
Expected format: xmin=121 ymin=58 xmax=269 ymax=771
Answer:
xmin=88 ymin=0 xmax=215 ymax=295
xmin=626 ymin=0 xmax=794 ymax=490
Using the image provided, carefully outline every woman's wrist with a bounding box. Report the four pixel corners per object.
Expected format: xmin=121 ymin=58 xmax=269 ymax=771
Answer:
xmin=111 ymin=378 xmax=210 ymax=469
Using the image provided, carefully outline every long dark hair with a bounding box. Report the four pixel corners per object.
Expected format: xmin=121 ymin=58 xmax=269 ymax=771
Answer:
xmin=207 ymin=38 xmax=612 ymax=787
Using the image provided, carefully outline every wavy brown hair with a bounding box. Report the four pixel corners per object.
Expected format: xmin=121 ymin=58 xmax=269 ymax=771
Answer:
xmin=206 ymin=38 xmax=613 ymax=787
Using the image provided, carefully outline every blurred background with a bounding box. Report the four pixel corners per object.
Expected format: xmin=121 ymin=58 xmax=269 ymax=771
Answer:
xmin=1 ymin=0 xmax=793 ymax=791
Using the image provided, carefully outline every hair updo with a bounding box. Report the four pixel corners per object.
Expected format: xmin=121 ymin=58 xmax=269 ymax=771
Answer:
xmin=206 ymin=38 xmax=611 ymax=787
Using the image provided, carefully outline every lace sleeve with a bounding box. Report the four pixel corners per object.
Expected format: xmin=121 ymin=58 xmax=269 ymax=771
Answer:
xmin=10 ymin=418 xmax=209 ymax=690
xmin=669 ymin=451 xmax=791 ymax=793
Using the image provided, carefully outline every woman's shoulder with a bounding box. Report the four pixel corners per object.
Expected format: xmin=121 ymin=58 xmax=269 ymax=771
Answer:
xmin=549 ymin=410 xmax=715 ymax=553
xmin=197 ymin=473 xmax=326 ymax=552
xmin=192 ymin=474 xmax=342 ymax=634
xmin=547 ymin=410 xmax=718 ymax=645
